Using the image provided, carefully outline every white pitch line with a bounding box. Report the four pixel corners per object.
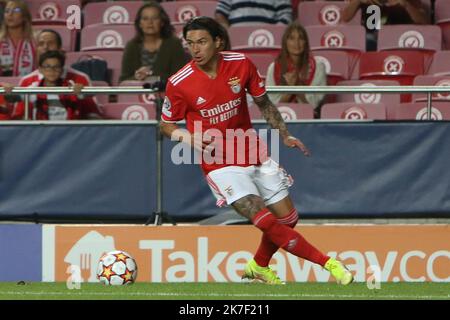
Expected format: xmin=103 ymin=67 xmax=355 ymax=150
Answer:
xmin=1 ymin=291 xmax=449 ymax=299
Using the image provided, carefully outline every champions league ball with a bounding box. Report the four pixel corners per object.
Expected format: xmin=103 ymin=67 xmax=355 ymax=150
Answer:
xmin=96 ymin=250 xmax=138 ymax=285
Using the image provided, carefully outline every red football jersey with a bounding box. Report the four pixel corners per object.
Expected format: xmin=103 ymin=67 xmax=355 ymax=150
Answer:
xmin=162 ymin=51 xmax=268 ymax=174
xmin=12 ymin=67 xmax=100 ymax=120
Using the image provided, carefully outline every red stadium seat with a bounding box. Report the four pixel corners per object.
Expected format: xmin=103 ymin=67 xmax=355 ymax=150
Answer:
xmin=428 ymin=51 xmax=450 ymax=76
xmin=83 ymin=1 xmax=144 ymax=26
xmin=321 ymin=102 xmax=387 ymax=120
xmin=243 ymin=53 xmax=275 ymax=79
xmin=306 ymin=25 xmax=365 ymax=79
xmin=117 ymin=81 xmax=160 ymax=104
xmin=0 ymin=76 xmax=22 ymax=86
xmin=435 ymin=0 xmax=450 ymax=50
xmin=377 ymin=25 xmax=442 ymax=72
xmin=100 ymin=102 xmax=156 ymax=120
xmin=312 ymin=50 xmax=351 ymax=85
xmin=412 ymin=75 xmax=450 ymax=103
xmin=90 ymin=80 xmax=110 ymax=106
xmin=65 ymin=51 xmax=123 ymax=86
xmin=34 ymin=25 xmax=77 ymax=52
xmin=298 ymin=1 xmax=361 ymax=26
xmin=228 ymin=25 xmax=285 ymax=55
xmin=26 ymin=0 xmax=81 ymax=25
xmin=359 ymin=50 xmax=425 ymax=102
xmin=249 ymin=103 xmax=315 ymax=120
xmin=386 ymin=102 xmax=450 ymax=120
xmin=161 ymin=1 xmax=216 ymax=26
xmin=335 ymin=80 xmax=401 ymax=106
xmin=80 ymin=25 xmax=135 ymax=51
xmin=305 ymin=25 xmax=366 ymax=52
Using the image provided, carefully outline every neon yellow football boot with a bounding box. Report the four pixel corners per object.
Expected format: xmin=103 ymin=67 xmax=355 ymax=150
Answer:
xmin=242 ymin=259 xmax=286 ymax=285
xmin=324 ymin=258 xmax=354 ymax=285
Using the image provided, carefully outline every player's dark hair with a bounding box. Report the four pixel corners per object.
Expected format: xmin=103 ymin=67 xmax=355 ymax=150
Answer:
xmin=39 ymin=50 xmax=65 ymax=67
xmin=134 ymin=1 xmax=174 ymax=41
xmin=183 ymin=16 xmax=223 ymax=42
xmin=38 ymin=29 xmax=63 ymax=49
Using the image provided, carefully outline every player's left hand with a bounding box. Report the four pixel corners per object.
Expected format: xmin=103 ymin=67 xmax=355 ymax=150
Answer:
xmin=283 ymin=135 xmax=311 ymax=157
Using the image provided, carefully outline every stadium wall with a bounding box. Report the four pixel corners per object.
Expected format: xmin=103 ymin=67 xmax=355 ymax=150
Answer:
xmin=0 ymin=122 xmax=450 ymax=221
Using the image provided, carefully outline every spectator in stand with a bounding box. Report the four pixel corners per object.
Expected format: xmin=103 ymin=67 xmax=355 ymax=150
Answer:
xmin=13 ymin=50 xmax=99 ymax=120
xmin=11 ymin=29 xmax=101 ymax=120
xmin=119 ymin=1 xmax=188 ymax=83
xmin=342 ymin=0 xmax=430 ymax=51
xmin=0 ymin=0 xmax=35 ymax=77
xmin=265 ymin=22 xmax=326 ymax=118
xmin=215 ymin=0 xmax=292 ymax=28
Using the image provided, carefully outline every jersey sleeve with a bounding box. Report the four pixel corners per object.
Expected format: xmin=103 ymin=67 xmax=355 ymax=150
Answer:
xmin=245 ymin=57 xmax=266 ymax=98
xmin=161 ymin=81 xmax=189 ymax=123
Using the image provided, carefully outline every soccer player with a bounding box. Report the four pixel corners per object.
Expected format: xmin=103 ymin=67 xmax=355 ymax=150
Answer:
xmin=160 ymin=16 xmax=353 ymax=285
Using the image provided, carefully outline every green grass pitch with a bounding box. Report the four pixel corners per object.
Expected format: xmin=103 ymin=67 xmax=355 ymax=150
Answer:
xmin=0 ymin=282 xmax=449 ymax=300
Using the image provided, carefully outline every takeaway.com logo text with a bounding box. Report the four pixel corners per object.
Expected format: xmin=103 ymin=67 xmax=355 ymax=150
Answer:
xmin=138 ymin=237 xmax=449 ymax=283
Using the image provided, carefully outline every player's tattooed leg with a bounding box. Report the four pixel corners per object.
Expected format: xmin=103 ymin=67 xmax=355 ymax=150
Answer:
xmin=232 ymin=194 xmax=266 ymax=221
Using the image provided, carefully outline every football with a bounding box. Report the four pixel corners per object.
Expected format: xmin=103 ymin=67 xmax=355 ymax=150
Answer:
xmin=96 ymin=250 xmax=138 ymax=285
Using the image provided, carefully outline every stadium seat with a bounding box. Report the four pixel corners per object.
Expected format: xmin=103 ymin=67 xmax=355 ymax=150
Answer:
xmin=377 ymin=25 xmax=442 ymax=72
xmin=306 ymin=25 xmax=365 ymax=78
xmin=117 ymin=80 xmax=161 ymax=104
xmin=34 ymin=25 xmax=77 ymax=52
xmin=228 ymin=25 xmax=285 ymax=55
xmin=65 ymin=51 xmax=123 ymax=86
xmin=335 ymin=80 xmax=401 ymax=106
xmin=386 ymin=102 xmax=450 ymax=120
xmin=428 ymin=51 xmax=450 ymax=76
xmin=83 ymin=1 xmax=144 ymax=26
xmin=80 ymin=25 xmax=134 ymax=52
xmin=0 ymin=76 xmax=22 ymax=86
xmin=321 ymin=102 xmax=387 ymax=120
xmin=298 ymin=1 xmax=361 ymax=26
xmin=26 ymin=0 xmax=81 ymax=25
xmin=90 ymin=80 xmax=110 ymax=106
xmin=435 ymin=0 xmax=450 ymax=50
xmin=242 ymin=53 xmax=275 ymax=79
xmin=412 ymin=75 xmax=450 ymax=103
xmin=305 ymin=25 xmax=366 ymax=53
xmin=249 ymin=103 xmax=315 ymax=120
xmin=312 ymin=50 xmax=351 ymax=85
xmin=100 ymin=102 xmax=156 ymax=120
xmin=359 ymin=50 xmax=425 ymax=102
xmin=161 ymin=1 xmax=217 ymax=26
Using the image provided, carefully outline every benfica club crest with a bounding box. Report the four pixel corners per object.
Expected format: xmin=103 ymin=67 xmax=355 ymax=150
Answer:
xmin=228 ymin=77 xmax=241 ymax=94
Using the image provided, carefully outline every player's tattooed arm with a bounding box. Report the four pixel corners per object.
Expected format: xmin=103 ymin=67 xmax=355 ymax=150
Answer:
xmin=253 ymin=93 xmax=311 ymax=156
xmin=253 ymin=93 xmax=290 ymax=139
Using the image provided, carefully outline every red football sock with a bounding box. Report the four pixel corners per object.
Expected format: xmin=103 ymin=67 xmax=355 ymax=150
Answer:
xmin=254 ymin=208 xmax=298 ymax=267
xmin=252 ymin=208 xmax=329 ymax=267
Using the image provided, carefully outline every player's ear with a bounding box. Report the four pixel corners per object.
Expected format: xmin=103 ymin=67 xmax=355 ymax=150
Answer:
xmin=214 ymin=36 xmax=221 ymax=49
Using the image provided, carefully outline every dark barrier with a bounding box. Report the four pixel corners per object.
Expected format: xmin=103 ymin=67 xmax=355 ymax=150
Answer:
xmin=163 ymin=122 xmax=450 ymax=219
xmin=0 ymin=124 xmax=156 ymax=222
xmin=1 ymin=122 xmax=449 ymax=222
